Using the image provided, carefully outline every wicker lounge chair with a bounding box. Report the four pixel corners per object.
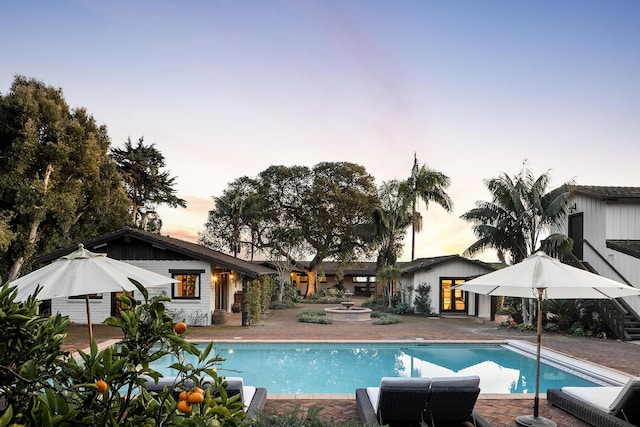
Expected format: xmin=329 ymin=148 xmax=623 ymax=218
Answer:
xmin=144 ymin=375 xmax=267 ymax=418
xmin=425 ymin=376 xmax=481 ymax=426
xmin=547 ymin=377 xmax=640 ymax=427
xmin=356 ymin=376 xmax=484 ymax=426
xmin=356 ymin=377 xmax=432 ymax=425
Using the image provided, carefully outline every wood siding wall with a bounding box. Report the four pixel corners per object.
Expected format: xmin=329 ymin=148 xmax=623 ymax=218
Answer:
xmin=565 ymin=195 xmax=640 ymax=311
xmin=404 ymin=259 xmax=494 ymax=317
xmin=51 ymin=260 xmax=217 ymax=326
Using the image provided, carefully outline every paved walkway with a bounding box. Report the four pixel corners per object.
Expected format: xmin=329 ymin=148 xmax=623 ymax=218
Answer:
xmin=66 ymin=299 xmax=640 ymax=426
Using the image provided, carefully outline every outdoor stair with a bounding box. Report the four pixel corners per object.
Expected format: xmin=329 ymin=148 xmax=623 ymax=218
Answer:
xmin=561 ymin=254 xmax=640 ymax=341
xmin=588 ymin=269 xmax=640 ymax=341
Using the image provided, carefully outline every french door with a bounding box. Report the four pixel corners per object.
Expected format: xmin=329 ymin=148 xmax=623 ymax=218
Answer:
xmin=440 ymin=278 xmax=467 ymax=313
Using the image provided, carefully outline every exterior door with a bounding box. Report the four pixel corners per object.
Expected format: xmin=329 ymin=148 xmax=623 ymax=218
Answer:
xmin=568 ymin=213 xmax=584 ymax=260
xmin=440 ymin=278 xmax=467 ymax=313
xmin=215 ymin=273 xmax=228 ymax=310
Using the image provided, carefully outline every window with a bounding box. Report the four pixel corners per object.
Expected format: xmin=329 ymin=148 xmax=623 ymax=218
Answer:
xmin=171 ymin=270 xmax=204 ymax=299
xmin=352 ymin=276 xmax=376 ymax=283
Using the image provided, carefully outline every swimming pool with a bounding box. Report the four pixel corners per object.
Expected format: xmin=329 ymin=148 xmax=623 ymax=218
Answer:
xmin=150 ymin=341 xmax=614 ymax=394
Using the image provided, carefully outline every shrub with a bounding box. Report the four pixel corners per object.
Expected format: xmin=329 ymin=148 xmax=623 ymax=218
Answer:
xmin=570 ymin=321 xmax=586 ymax=337
xmin=270 ymin=300 xmax=295 ymax=310
xmin=413 ymin=283 xmax=434 ymax=316
xmin=245 ymin=278 xmax=275 ymax=325
xmin=392 ymin=302 xmax=412 ymax=315
xmin=253 ymin=404 xmax=363 ymax=427
xmin=572 ymin=327 xmax=586 ymax=337
xmin=361 ymin=295 xmax=377 ymax=308
xmin=372 ymin=314 xmax=402 ymax=325
xmin=516 ymin=323 xmax=534 ymax=332
xmin=297 ymin=310 xmax=332 ymax=324
xmin=0 ymin=282 xmax=249 ymax=426
xmin=544 ymin=322 xmax=560 ymax=332
xmin=0 ymin=284 xmax=69 ymax=417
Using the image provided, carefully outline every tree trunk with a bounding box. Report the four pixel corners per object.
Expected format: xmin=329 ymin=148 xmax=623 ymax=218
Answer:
xmin=304 ymin=270 xmax=317 ymax=299
xmin=8 ymin=164 xmax=53 ymax=281
xmin=131 ymin=204 xmax=139 ymax=225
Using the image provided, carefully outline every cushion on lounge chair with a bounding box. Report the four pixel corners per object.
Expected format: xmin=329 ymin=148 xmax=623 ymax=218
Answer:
xmin=427 ymin=375 xmax=481 ymax=424
xmin=608 ymin=377 xmax=640 ymax=415
xmin=201 ymin=375 xmax=266 ymax=418
xmin=224 ymin=376 xmax=256 ymax=407
xmin=549 ymin=378 xmax=640 ymax=427
xmin=560 ymin=386 xmax=623 ymax=413
xmin=430 ymin=375 xmax=480 ymax=389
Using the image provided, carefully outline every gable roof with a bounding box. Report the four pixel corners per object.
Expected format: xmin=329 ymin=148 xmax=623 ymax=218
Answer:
xmin=398 ymin=254 xmax=497 ymax=274
xmin=607 ymin=240 xmax=640 ymax=260
xmin=36 ymin=228 xmax=275 ymax=278
xmin=574 ymin=186 xmax=640 ymax=201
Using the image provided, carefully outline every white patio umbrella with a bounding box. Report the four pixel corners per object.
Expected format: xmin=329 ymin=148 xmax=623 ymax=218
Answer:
xmin=10 ymin=244 xmax=177 ymax=343
xmin=454 ymin=251 xmax=640 ymax=427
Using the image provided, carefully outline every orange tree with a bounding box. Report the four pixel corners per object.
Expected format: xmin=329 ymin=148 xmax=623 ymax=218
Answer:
xmin=0 ymin=282 xmax=249 ymax=427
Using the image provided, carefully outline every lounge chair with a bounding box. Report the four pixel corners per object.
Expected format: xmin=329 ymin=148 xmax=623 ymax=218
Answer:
xmin=213 ymin=376 xmax=267 ymax=418
xmin=547 ymin=377 xmax=640 ymax=427
xmin=356 ymin=377 xmax=432 ymax=426
xmin=356 ymin=376 xmax=483 ymax=426
xmin=144 ymin=375 xmax=267 ymax=418
xmin=425 ymin=376 xmax=481 ymax=426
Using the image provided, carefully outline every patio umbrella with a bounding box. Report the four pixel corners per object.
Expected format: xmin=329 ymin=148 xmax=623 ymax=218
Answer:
xmin=454 ymin=251 xmax=640 ymax=427
xmin=9 ymin=244 xmax=177 ymax=343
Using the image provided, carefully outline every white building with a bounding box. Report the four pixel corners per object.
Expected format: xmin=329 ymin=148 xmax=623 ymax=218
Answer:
xmin=557 ymin=186 xmax=640 ymax=339
xmin=34 ymin=228 xmax=275 ymax=326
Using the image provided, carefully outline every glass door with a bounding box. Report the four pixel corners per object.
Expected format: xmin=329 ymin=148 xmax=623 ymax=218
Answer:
xmin=440 ymin=278 xmax=467 ymax=313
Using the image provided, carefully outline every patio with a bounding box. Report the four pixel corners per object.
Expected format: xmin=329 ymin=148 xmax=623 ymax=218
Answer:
xmin=64 ymin=298 xmax=640 ymax=427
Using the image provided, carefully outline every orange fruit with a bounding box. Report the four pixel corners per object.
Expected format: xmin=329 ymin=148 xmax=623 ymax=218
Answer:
xmin=95 ymin=380 xmax=108 ymax=393
xmin=194 ymin=387 xmax=204 ymax=394
xmin=174 ymin=321 xmax=187 ymax=334
xmin=177 ymin=399 xmax=192 ymax=413
xmin=179 ymin=390 xmax=188 ymax=401
xmin=187 ymin=391 xmax=204 ymax=404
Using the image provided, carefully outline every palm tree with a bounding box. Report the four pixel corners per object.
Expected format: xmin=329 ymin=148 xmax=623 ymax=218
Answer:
xmin=461 ymin=163 xmax=575 ymax=322
xmin=400 ymin=154 xmax=453 ymax=260
xmin=377 ymin=265 xmax=403 ymax=309
xmin=461 ymin=163 xmax=574 ymax=264
xmin=371 ymin=181 xmax=413 ymax=269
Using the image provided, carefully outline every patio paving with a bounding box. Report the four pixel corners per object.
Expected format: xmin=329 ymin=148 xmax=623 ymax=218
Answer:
xmin=64 ymin=298 xmax=640 ymax=426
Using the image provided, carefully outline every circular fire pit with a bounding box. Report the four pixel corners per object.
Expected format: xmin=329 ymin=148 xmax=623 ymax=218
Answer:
xmin=324 ymin=306 xmax=372 ymax=322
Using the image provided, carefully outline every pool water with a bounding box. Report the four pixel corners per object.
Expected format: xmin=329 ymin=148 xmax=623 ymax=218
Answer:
xmin=151 ymin=343 xmax=601 ymax=394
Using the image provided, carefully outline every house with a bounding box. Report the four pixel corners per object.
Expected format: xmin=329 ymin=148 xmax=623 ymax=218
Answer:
xmin=267 ymin=255 xmax=497 ymax=318
xmin=32 ymin=228 xmax=275 ymax=326
xmin=558 ymin=185 xmax=640 ymax=339
xmin=398 ymin=255 xmax=497 ymax=318
xmin=283 ymin=261 xmax=378 ymax=296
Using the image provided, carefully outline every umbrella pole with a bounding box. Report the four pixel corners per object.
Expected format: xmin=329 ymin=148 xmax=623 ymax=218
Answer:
xmin=85 ymin=295 xmax=93 ymax=344
xmin=515 ymin=289 xmax=556 ymax=427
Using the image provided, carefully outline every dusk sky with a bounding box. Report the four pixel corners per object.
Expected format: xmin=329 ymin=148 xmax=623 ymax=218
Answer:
xmin=2 ymin=1 xmax=639 ymax=262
